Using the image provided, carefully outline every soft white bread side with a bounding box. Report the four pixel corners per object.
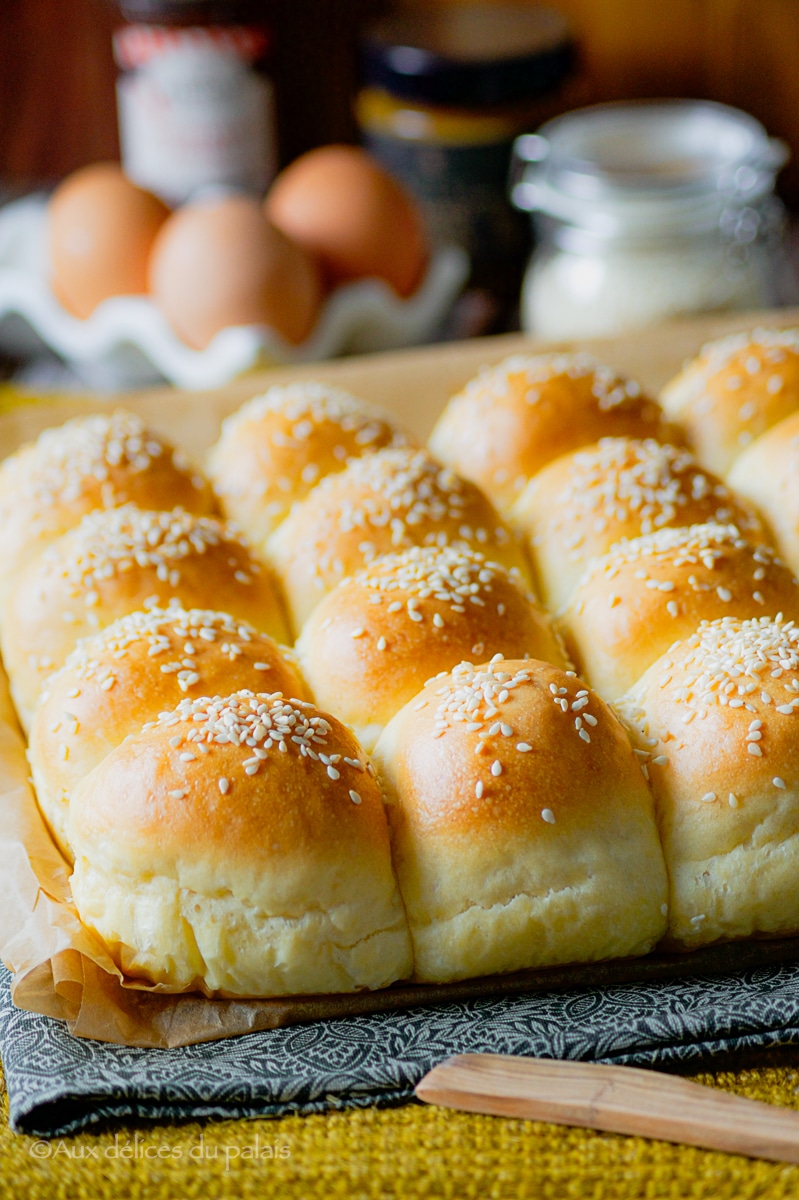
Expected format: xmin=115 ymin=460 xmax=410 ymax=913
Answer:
xmin=296 ymin=546 xmax=566 ymax=751
xmin=29 ymin=606 xmax=308 ymax=862
xmin=1 ymin=505 xmax=289 ymax=729
xmin=561 ymin=524 xmax=799 ymax=701
xmin=267 ymin=447 xmax=532 ymax=634
xmin=208 ymin=382 xmax=414 ymax=546
xmin=511 ymin=438 xmax=765 ymax=611
xmin=660 ymin=328 xmax=799 ymax=476
xmin=429 ymin=352 xmax=679 ymax=513
xmin=372 ymin=657 xmax=668 ymax=984
xmin=617 ymin=616 xmax=799 ymax=950
xmin=0 ymin=411 xmax=214 ymax=618
xmin=69 ymin=691 xmax=413 ymax=997
xmin=728 ymin=409 xmax=799 ymax=575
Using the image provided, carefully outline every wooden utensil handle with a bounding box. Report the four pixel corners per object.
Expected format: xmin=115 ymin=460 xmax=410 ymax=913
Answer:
xmin=416 ymin=1054 xmax=799 ymax=1163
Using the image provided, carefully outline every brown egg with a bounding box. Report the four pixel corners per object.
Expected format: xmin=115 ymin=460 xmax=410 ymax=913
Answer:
xmin=265 ymin=145 xmax=429 ymax=297
xmin=148 ymin=194 xmax=323 ymax=349
xmin=49 ymin=163 xmax=170 ymax=319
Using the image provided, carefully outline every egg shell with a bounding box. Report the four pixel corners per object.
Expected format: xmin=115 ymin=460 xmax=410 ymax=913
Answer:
xmin=265 ymin=145 xmax=429 ymax=298
xmin=148 ymin=194 xmax=323 ymax=350
xmin=49 ymin=163 xmax=170 ymax=319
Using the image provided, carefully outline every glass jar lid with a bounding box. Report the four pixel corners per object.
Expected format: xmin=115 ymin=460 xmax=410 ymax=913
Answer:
xmin=511 ymin=100 xmax=789 ymax=239
xmin=361 ymin=4 xmax=573 ymax=109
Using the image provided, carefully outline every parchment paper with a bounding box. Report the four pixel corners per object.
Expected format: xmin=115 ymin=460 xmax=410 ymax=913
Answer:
xmin=3 ymin=309 xmax=799 ymax=1048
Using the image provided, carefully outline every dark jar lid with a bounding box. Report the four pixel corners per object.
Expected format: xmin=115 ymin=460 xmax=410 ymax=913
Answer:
xmin=111 ymin=0 xmax=264 ymax=25
xmin=361 ymin=4 xmax=574 ymax=109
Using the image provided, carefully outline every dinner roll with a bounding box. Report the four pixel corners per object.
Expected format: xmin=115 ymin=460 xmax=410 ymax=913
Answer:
xmin=372 ymin=657 xmax=668 ymax=984
xmin=69 ymin=690 xmax=413 ymax=996
xmin=267 ymin=447 xmax=531 ymax=634
xmin=208 ymin=382 xmax=413 ymax=546
xmin=429 ymin=353 xmax=677 ymax=512
xmin=29 ymin=606 xmax=307 ymax=862
xmin=0 ymin=411 xmax=214 ymax=617
xmin=512 ymin=438 xmax=764 ymax=611
xmin=2 ymin=505 xmax=288 ymax=729
xmin=561 ymin=524 xmax=799 ymax=701
xmin=296 ymin=546 xmax=566 ymax=751
xmin=661 ymin=328 xmax=799 ymax=476
xmin=728 ymin=409 xmax=799 ymax=574
xmin=617 ymin=616 xmax=799 ymax=950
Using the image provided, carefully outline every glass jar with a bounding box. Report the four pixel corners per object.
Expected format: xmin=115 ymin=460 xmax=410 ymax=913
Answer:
xmin=112 ymin=0 xmax=276 ymax=206
xmin=357 ymin=4 xmax=576 ymax=324
xmin=510 ymin=100 xmax=795 ymax=339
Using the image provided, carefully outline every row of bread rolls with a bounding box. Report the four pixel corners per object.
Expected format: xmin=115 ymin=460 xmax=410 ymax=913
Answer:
xmin=3 ymin=327 xmax=799 ymax=1000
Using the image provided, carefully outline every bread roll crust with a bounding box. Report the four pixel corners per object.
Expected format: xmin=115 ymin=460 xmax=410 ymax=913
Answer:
xmin=208 ymin=382 xmax=413 ymax=545
xmin=617 ymin=616 xmax=799 ymax=949
xmin=728 ymin=408 xmax=799 ymax=575
xmin=429 ymin=352 xmax=678 ymax=512
xmin=69 ymin=691 xmax=412 ymax=996
xmin=512 ymin=437 xmax=764 ymax=611
xmin=268 ymin=447 xmax=531 ymax=633
xmin=297 ymin=546 xmax=566 ymax=750
xmin=2 ymin=505 xmax=288 ymax=728
xmin=661 ymin=328 xmax=799 ymax=476
xmin=562 ymin=524 xmax=799 ymax=701
xmin=29 ymin=607 xmax=307 ymax=862
xmin=0 ymin=411 xmax=213 ymax=616
xmin=372 ymin=658 xmax=668 ymax=983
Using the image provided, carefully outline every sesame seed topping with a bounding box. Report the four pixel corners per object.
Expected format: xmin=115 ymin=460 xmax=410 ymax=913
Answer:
xmin=774 ymin=777 xmax=787 ymax=789
xmin=541 ymin=808 xmax=556 ymax=824
xmin=491 ymin=760 xmax=502 ymax=776
xmin=349 ymin=790 xmax=362 ymax=805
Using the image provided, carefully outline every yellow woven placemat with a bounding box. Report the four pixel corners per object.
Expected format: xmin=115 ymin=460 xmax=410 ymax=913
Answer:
xmin=4 ymin=1053 xmax=799 ymax=1199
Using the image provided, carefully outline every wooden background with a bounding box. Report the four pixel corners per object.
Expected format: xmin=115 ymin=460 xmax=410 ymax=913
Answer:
xmin=1 ymin=0 xmax=798 ymax=200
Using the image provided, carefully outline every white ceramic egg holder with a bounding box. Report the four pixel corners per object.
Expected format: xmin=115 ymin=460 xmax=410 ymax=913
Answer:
xmin=0 ymin=195 xmax=469 ymax=391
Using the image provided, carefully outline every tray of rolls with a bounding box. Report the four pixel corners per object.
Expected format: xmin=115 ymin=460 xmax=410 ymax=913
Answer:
xmin=3 ymin=308 xmax=799 ymax=1048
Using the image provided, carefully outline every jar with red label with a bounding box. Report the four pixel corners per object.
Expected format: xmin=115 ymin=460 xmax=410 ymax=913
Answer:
xmin=112 ymin=0 xmax=277 ymax=205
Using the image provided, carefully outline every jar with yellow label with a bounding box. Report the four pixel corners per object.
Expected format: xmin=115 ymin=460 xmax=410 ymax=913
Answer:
xmin=357 ymin=4 xmax=575 ymax=325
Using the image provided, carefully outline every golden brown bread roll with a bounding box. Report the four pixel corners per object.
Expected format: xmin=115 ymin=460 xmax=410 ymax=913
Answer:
xmin=372 ymin=657 xmax=668 ymax=983
xmin=29 ymin=606 xmax=308 ymax=862
xmin=0 ymin=411 xmax=214 ymax=618
xmin=428 ymin=352 xmax=678 ymax=513
xmin=296 ymin=546 xmax=566 ymax=751
xmin=267 ymin=447 xmax=531 ymax=634
xmin=1 ymin=505 xmax=288 ymax=729
xmin=208 ymin=382 xmax=414 ymax=546
xmin=661 ymin=328 xmax=799 ymax=476
xmin=512 ymin=438 xmax=764 ymax=611
xmin=727 ymin=409 xmax=799 ymax=575
xmin=617 ymin=616 xmax=799 ymax=950
xmin=69 ymin=690 xmax=413 ymax=997
xmin=561 ymin=524 xmax=799 ymax=702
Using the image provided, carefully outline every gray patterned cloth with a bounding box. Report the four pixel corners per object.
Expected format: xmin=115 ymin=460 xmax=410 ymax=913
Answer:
xmin=4 ymin=961 xmax=799 ymax=1138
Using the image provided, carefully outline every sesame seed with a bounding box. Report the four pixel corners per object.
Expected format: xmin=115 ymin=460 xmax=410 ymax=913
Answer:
xmin=748 ymin=743 xmax=763 ymax=756
xmin=516 ymin=742 xmax=532 ymax=752
xmin=774 ymin=777 xmax=787 ymax=789
xmin=169 ymin=789 xmax=187 ymax=799
xmin=729 ymin=793 xmax=739 ymax=807
xmin=475 ymin=781 xmax=484 ymax=799
xmin=349 ymin=790 xmax=362 ymax=805
xmin=701 ymin=792 xmax=716 ymax=803
xmin=541 ymin=808 xmax=556 ymax=824
xmin=491 ymin=760 xmax=502 ymax=776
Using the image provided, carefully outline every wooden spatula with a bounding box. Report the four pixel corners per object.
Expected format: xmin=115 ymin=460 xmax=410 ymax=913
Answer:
xmin=415 ymin=1053 xmax=799 ymax=1163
